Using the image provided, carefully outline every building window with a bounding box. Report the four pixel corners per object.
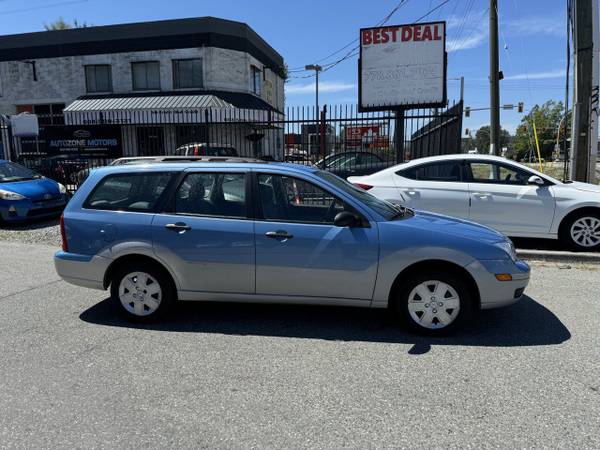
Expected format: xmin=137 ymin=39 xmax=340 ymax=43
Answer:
xmin=251 ymin=65 xmax=262 ymax=95
xmin=132 ymin=61 xmax=160 ymax=91
xmin=85 ymin=65 xmax=112 ymax=93
xmin=173 ymin=59 xmax=203 ymax=89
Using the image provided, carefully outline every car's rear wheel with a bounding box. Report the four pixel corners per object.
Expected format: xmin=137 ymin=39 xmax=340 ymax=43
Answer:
xmin=560 ymin=211 xmax=600 ymax=252
xmin=393 ymin=271 xmax=474 ymax=335
xmin=110 ymin=262 xmax=175 ymax=322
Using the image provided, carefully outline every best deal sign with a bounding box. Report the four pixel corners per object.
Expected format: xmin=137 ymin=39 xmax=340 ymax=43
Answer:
xmin=359 ymin=21 xmax=446 ymax=111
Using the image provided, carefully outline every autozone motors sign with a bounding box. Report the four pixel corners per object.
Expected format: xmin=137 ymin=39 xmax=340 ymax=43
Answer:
xmin=359 ymin=21 xmax=446 ymax=111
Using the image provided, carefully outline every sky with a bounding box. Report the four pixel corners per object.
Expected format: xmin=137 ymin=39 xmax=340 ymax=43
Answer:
xmin=0 ymin=0 xmax=569 ymax=134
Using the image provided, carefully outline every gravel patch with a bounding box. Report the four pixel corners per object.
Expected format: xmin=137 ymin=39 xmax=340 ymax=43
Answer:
xmin=0 ymin=219 xmax=61 ymax=247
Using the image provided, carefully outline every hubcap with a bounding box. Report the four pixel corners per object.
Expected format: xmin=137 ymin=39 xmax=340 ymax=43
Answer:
xmin=118 ymin=271 xmax=162 ymax=316
xmin=407 ymin=280 xmax=460 ymax=329
xmin=570 ymin=217 xmax=600 ymax=248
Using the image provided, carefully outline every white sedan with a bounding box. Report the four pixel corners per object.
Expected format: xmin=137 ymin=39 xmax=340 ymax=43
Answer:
xmin=348 ymin=154 xmax=600 ymax=251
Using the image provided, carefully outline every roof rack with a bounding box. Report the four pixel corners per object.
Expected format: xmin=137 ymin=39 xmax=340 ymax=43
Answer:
xmin=112 ymin=155 xmax=267 ymax=165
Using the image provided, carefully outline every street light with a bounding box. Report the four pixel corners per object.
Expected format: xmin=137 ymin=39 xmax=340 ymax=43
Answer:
xmin=305 ymin=64 xmax=323 ymax=118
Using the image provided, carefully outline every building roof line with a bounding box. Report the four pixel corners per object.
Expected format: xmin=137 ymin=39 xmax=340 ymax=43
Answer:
xmin=0 ymin=17 xmax=284 ymax=76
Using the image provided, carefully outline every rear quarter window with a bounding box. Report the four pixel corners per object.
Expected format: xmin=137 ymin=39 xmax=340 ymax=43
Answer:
xmin=83 ymin=172 xmax=174 ymax=212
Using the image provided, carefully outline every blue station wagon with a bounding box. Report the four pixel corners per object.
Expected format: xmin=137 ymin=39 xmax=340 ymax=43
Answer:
xmin=54 ymin=158 xmax=530 ymax=335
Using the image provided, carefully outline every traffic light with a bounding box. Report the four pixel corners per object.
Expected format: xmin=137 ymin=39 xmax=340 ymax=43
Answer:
xmin=465 ymin=107 xmax=470 ymax=117
xmin=517 ymin=102 xmax=524 ymax=113
xmin=465 ymin=128 xmax=470 ymax=136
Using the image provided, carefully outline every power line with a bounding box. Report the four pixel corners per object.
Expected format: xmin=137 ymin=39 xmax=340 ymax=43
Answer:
xmin=0 ymin=0 xmax=88 ymax=15
xmin=287 ymin=0 xmax=411 ymax=73
xmin=414 ymin=0 xmax=452 ymax=22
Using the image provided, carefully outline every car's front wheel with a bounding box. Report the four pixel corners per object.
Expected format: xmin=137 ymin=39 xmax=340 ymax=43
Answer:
xmin=393 ymin=271 xmax=474 ymax=335
xmin=110 ymin=262 xmax=175 ymax=322
xmin=560 ymin=211 xmax=600 ymax=252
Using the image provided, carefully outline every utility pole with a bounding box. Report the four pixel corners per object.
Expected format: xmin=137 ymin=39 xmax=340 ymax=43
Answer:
xmin=489 ymin=0 xmax=500 ymax=156
xmin=570 ymin=0 xmax=594 ymax=182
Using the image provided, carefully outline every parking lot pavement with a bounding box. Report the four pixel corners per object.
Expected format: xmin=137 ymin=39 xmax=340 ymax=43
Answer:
xmin=0 ymin=242 xmax=598 ymax=449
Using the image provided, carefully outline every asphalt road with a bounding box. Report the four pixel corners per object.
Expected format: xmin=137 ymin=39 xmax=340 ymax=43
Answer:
xmin=0 ymin=242 xmax=599 ymax=449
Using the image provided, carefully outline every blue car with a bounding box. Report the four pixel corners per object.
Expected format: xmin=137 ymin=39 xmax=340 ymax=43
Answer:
xmin=0 ymin=160 xmax=69 ymax=223
xmin=54 ymin=158 xmax=530 ymax=335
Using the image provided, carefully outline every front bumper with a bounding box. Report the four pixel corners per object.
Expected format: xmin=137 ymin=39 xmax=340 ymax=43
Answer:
xmin=467 ymin=259 xmax=531 ymax=310
xmin=0 ymin=195 xmax=68 ymax=222
xmin=54 ymin=251 xmax=111 ymax=290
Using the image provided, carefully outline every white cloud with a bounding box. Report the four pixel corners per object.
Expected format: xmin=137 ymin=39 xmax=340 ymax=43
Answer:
xmin=504 ymin=69 xmax=566 ymax=81
xmin=446 ymin=11 xmax=488 ymax=53
xmin=448 ymin=29 xmax=486 ymax=52
xmin=507 ymin=17 xmax=565 ymax=37
xmin=285 ymin=81 xmax=355 ymax=95
xmin=446 ymin=13 xmax=564 ymax=54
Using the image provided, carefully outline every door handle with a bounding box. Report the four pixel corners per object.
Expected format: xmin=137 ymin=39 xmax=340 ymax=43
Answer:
xmin=165 ymin=222 xmax=191 ymax=232
xmin=473 ymin=192 xmax=491 ymax=198
xmin=265 ymin=230 xmax=294 ymax=240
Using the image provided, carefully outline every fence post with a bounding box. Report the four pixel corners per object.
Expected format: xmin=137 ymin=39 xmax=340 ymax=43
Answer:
xmin=394 ymin=109 xmax=405 ymax=163
xmin=205 ymin=109 xmax=211 ymax=145
xmin=320 ymin=105 xmax=327 ymax=168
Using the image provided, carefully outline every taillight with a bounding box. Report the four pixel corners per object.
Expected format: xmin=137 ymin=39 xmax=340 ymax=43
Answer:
xmin=354 ymin=183 xmax=373 ymax=191
xmin=60 ymin=213 xmax=68 ymax=252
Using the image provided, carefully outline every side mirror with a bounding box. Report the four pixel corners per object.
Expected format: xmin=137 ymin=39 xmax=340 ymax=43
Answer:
xmin=333 ymin=211 xmax=360 ymax=227
xmin=528 ymin=175 xmax=545 ymax=186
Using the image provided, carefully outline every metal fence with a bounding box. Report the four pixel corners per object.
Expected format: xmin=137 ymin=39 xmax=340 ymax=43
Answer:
xmin=4 ymin=101 xmax=463 ymax=192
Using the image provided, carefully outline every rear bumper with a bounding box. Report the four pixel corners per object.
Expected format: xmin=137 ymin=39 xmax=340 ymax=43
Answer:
xmin=467 ymin=259 xmax=531 ymax=310
xmin=54 ymin=251 xmax=111 ymax=290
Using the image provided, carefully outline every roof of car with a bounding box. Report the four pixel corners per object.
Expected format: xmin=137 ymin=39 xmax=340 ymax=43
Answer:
xmin=401 ymin=153 xmax=519 ymax=166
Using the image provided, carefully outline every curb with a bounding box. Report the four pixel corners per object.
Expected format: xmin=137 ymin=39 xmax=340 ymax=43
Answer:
xmin=517 ymin=248 xmax=600 ymax=264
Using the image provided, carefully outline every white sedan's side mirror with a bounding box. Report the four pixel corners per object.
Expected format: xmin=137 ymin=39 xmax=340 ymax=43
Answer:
xmin=528 ymin=175 xmax=545 ymax=186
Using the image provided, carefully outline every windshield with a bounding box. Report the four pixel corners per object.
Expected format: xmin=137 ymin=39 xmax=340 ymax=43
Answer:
xmin=0 ymin=162 xmax=41 ymax=183
xmin=315 ymin=170 xmax=406 ymax=220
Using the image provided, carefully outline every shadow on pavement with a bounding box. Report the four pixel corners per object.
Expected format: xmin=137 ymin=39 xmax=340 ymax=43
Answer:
xmin=0 ymin=218 xmax=59 ymax=230
xmin=80 ymin=295 xmax=571 ymax=352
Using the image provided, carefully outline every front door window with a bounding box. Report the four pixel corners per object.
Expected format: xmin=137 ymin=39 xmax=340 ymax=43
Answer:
xmin=257 ymin=174 xmax=355 ymax=223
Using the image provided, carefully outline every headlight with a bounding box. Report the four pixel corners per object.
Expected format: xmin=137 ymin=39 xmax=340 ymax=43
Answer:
xmin=496 ymin=240 xmax=517 ymax=262
xmin=58 ymin=183 xmax=67 ymax=194
xmin=0 ymin=189 xmax=25 ymax=201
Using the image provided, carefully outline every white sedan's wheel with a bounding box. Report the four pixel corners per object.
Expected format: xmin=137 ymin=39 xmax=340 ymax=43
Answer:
xmin=569 ymin=216 xmax=600 ymax=248
xmin=407 ymin=280 xmax=461 ymax=329
xmin=118 ymin=271 xmax=162 ymax=317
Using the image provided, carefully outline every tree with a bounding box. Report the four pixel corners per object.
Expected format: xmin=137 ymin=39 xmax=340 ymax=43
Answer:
xmin=44 ymin=18 xmax=91 ymax=31
xmin=473 ymin=125 xmax=511 ymax=153
xmin=512 ymin=100 xmax=567 ymax=161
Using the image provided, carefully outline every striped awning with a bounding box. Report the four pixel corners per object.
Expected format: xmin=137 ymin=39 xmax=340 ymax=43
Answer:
xmin=63 ymin=91 xmax=280 ymax=125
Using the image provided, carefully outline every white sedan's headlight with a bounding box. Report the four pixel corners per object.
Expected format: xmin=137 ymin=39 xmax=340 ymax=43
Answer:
xmin=0 ymin=189 xmax=25 ymax=201
xmin=58 ymin=183 xmax=67 ymax=194
xmin=496 ymin=240 xmax=518 ymax=262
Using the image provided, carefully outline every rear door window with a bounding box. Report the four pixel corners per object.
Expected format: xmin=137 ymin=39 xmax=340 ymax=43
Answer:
xmin=174 ymin=172 xmax=247 ymax=218
xmin=84 ymin=172 xmax=174 ymax=211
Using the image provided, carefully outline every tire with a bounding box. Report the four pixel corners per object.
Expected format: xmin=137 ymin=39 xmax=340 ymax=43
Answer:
xmin=559 ymin=211 xmax=600 ymax=252
xmin=392 ymin=270 xmax=475 ymax=336
xmin=110 ymin=261 xmax=176 ymax=322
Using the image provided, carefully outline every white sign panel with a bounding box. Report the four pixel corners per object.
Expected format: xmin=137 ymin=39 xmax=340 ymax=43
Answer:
xmin=359 ymin=22 xmax=446 ymax=111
